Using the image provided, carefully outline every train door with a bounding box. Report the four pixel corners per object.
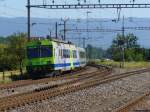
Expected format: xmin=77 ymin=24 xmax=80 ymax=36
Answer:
xmin=54 ymin=43 xmax=60 ymax=71
xmin=77 ymin=48 xmax=80 ymax=67
xmin=62 ymin=44 xmax=66 ymax=71
xmin=58 ymin=45 xmax=63 ymax=70
xmin=70 ymin=47 xmax=74 ymax=70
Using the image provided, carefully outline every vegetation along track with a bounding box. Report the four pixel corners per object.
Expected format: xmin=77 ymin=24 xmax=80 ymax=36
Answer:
xmin=0 ymin=68 xmax=150 ymax=111
xmin=0 ymin=66 xmax=100 ymax=90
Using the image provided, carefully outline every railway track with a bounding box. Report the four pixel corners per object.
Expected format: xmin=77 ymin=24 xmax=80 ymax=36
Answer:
xmin=115 ymin=90 xmax=150 ymax=112
xmin=0 ymin=68 xmax=150 ymax=111
xmin=0 ymin=67 xmax=109 ymax=99
xmin=0 ymin=66 xmax=99 ymax=90
xmin=0 ymin=67 xmax=111 ymax=111
xmin=0 ymin=65 xmax=110 ymax=99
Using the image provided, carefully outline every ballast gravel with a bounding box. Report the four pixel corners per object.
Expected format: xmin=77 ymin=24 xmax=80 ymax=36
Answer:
xmin=10 ymin=71 xmax=150 ymax=112
xmin=0 ymin=66 xmax=98 ymax=98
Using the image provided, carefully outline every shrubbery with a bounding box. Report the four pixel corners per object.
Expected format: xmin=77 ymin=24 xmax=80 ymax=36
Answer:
xmin=0 ymin=33 xmax=27 ymax=75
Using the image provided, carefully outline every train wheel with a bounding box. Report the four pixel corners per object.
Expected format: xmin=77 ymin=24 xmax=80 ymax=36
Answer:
xmin=55 ymin=71 xmax=61 ymax=76
xmin=51 ymin=71 xmax=60 ymax=77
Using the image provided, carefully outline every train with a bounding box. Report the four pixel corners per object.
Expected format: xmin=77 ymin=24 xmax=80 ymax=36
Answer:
xmin=26 ymin=38 xmax=86 ymax=77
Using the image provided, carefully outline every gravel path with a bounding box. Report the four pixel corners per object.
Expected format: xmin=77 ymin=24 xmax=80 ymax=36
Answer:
xmin=9 ymin=71 xmax=150 ymax=112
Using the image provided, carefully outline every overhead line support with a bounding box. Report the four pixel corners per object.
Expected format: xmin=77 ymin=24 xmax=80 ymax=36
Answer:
xmin=27 ymin=0 xmax=31 ymax=41
xmin=27 ymin=2 xmax=150 ymax=41
xmin=30 ymin=4 xmax=150 ymax=9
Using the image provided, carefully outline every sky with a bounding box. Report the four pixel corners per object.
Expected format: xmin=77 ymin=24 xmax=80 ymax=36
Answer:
xmin=0 ymin=0 xmax=150 ymax=48
xmin=0 ymin=0 xmax=150 ymax=19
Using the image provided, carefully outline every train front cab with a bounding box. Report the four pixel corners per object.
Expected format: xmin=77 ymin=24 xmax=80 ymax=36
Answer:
xmin=26 ymin=40 xmax=55 ymax=76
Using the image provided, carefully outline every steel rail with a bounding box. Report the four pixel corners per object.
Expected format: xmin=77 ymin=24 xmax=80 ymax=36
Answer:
xmin=115 ymin=91 xmax=150 ymax=112
xmin=0 ymin=68 xmax=149 ymax=111
xmin=0 ymin=68 xmax=110 ymax=101
xmin=0 ymin=69 xmax=111 ymax=111
xmin=0 ymin=66 xmax=92 ymax=90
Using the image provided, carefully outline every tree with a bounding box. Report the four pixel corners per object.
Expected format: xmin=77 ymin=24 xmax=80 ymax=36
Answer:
xmin=126 ymin=33 xmax=139 ymax=48
xmin=7 ymin=33 xmax=27 ymax=75
xmin=0 ymin=44 xmax=10 ymax=79
xmin=86 ymin=44 xmax=93 ymax=59
xmin=86 ymin=44 xmax=106 ymax=60
xmin=110 ymin=33 xmax=143 ymax=61
xmin=112 ymin=33 xmax=139 ymax=48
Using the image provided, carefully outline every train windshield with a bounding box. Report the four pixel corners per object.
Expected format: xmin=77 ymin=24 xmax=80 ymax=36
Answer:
xmin=27 ymin=46 xmax=52 ymax=59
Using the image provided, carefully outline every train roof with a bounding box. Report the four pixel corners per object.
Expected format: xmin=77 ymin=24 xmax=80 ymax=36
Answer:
xmin=27 ymin=37 xmax=85 ymax=50
xmin=27 ymin=38 xmax=75 ymax=47
xmin=51 ymin=38 xmax=74 ymax=45
xmin=78 ymin=47 xmax=86 ymax=51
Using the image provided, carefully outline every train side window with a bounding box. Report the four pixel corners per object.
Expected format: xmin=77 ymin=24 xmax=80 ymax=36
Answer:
xmin=66 ymin=50 xmax=68 ymax=58
xmin=66 ymin=50 xmax=69 ymax=58
xmin=68 ymin=50 xmax=70 ymax=58
xmin=80 ymin=51 xmax=85 ymax=58
xmin=72 ymin=50 xmax=74 ymax=58
xmin=61 ymin=50 xmax=63 ymax=57
xmin=63 ymin=49 xmax=66 ymax=58
xmin=63 ymin=49 xmax=71 ymax=58
xmin=64 ymin=49 xmax=67 ymax=58
xmin=73 ymin=50 xmax=77 ymax=58
xmin=67 ymin=50 xmax=69 ymax=58
xmin=63 ymin=49 xmax=64 ymax=58
xmin=69 ymin=50 xmax=71 ymax=58
xmin=66 ymin=49 xmax=68 ymax=58
xmin=59 ymin=49 xmax=62 ymax=57
xmin=75 ymin=51 xmax=77 ymax=58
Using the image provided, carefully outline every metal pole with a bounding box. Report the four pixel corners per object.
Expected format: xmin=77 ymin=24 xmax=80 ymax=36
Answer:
xmin=64 ymin=21 xmax=66 ymax=40
xmin=86 ymin=11 xmax=91 ymax=39
xmin=49 ymin=30 xmax=52 ymax=37
xmin=61 ymin=18 xmax=69 ymax=41
xmin=122 ymin=16 xmax=125 ymax=68
xmin=55 ymin=22 xmax=58 ymax=39
xmin=27 ymin=0 xmax=31 ymax=41
xmin=83 ymin=37 xmax=86 ymax=48
xmin=48 ymin=28 xmax=51 ymax=37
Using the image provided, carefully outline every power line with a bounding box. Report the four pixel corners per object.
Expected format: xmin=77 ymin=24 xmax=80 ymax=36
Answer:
xmin=125 ymin=27 xmax=150 ymax=30
xmin=63 ymin=28 xmax=122 ymax=32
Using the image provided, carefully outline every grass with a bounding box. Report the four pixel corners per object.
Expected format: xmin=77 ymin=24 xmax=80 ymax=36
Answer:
xmin=98 ymin=60 xmax=150 ymax=68
xmin=0 ymin=70 xmax=27 ymax=84
xmin=0 ymin=70 xmax=20 ymax=78
xmin=0 ymin=78 xmax=13 ymax=84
